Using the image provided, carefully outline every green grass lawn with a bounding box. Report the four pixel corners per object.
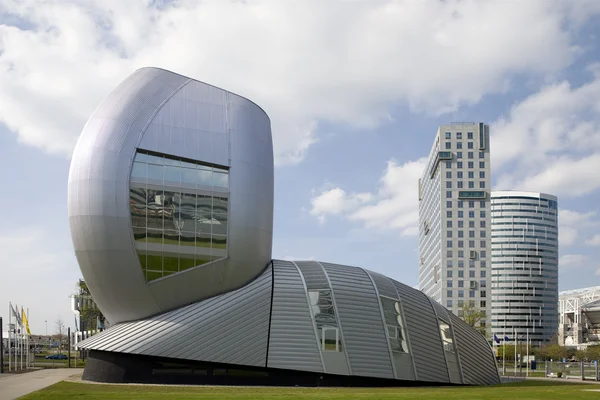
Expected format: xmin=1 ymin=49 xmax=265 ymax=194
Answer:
xmin=18 ymin=380 xmax=600 ymax=400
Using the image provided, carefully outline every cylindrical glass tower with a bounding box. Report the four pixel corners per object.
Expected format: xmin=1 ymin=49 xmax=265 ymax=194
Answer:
xmin=490 ymin=191 xmax=558 ymax=346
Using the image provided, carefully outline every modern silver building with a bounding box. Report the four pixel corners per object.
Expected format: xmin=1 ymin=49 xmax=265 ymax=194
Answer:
xmin=418 ymin=123 xmax=491 ymax=332
xmin=71 ymin=68 xmax=499 ymax=386
xmin=490 ymin=191 xmax=559 ymax=346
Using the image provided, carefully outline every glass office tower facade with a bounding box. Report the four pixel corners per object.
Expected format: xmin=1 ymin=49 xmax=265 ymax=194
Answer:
xmin=490 ymin=191 xmax=559 ymax=346
xmin=419 ymin=123 xmax=491 ymax=333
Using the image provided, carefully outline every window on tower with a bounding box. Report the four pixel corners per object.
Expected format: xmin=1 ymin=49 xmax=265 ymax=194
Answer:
xmin=129 ymin=150 xmax=229 ymax=282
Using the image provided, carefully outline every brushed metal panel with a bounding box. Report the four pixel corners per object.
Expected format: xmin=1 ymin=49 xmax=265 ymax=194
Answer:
xmin=267 ymin=260 xmax=324 ymax=373
xmin=69 ymin=68 xmax=274 ymax=324
xmin=365 ymin=270 xmax=417 ymax=382
xmin=295 ymin=261 xmax=351 ymax=376
xmin=69 ymin=68 xmax=189 ymax=323
xmin=393 ymin=280 xmax=450 ymax=383
xmin=362 ymin=269 xmax=398 ymax=380
xmin=449 ymin=313 xmax=500 ymax=385
xmin=80 ymin=266 xmax=272 ymax=367
xmin=321 ymin=262 xmax=394 ymax=379
xmin=148 ymin=259 xmax=227 ymax=311
xmin=321 ymin=352 xmax=350 ymax=376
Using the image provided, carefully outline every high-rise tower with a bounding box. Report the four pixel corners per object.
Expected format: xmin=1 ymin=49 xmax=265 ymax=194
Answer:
xmin=419 ymin=122 xmax=491 ymax=333
xmin=490 ymin=191 xmax=559 ymax=346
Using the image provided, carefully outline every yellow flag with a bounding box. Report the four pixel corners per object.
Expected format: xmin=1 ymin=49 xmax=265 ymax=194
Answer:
xmin=21 ymin=307 xmax=31 ymax=335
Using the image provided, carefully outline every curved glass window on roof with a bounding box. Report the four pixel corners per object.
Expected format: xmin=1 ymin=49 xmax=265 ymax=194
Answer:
xmin=309 ymin=290 xmax=343 ymax=352
xmin=381 ymin=296 xmax=409 ymax=353
xmin=129 ymin=150 xmax=229 ymax=282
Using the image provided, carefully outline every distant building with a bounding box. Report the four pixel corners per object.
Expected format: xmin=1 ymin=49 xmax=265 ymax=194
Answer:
xmin=418 ymin=123 xmax=491 ymax=330
xmin=71 ymin=279 xmax=107 ymax=333
xmin=490 ymin=191 xmax=559 ymax=346
xmin=559 ymin=286 xmax=600 ymax=347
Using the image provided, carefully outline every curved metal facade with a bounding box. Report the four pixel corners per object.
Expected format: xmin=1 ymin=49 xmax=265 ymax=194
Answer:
xmin=490 ymin=191 xmax=559 ymax=345
xmin=68 ymin=67 xmax=274 ymax=324
xmin=80 ymin=260 xmax=500 ymax=385
xmin=71 ymin=68 xmax=499 ymax=386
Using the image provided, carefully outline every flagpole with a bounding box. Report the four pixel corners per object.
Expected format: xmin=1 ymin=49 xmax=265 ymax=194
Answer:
xmin=27 ymin=308 xmax=30 ymax=369
xmin=514 ymin=328 xmax=517 ymax=376
xmin=8 ymin=302 xmax=12 ymax=372
xmin=503 ymin=331 xmax=506 ymax=375
xmin=18 ymin=305 xmax=22 ymax=371
xmin=526 ymin=327 xmax=529 ymax=377
xmin=15 ymin=303 xmax=19 ymax=371
xmin=16 ymin=303 xmax=19 ymax=371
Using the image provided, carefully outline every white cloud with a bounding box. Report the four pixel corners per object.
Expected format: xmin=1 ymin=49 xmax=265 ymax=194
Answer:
xmin=558 ymin=209 xmax=599 ymax=247
xmin=1 ymin=0 xmax=599 ymax=164
xmin=309 ymin=158 xmax=426 ymax=235
xmin=0 ymin=227 xmax=81 ymax=335
xmin=560 ymin=227 xmax=578 ymax=247
xmin=586 ymin=234 xmax=600 ymax=246
xmin=559 ymin=254 xmax=589 ymax=268
xmin=310 ymin=188 xmax=372 ymax=223
xmin=560 ymin=209 xmax=598 ymax=227
xmin=491 ymin=67 xmax=600 ymax=197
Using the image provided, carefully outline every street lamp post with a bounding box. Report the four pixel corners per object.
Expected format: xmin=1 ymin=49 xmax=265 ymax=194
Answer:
xmin=45 ymin=320 xmax=47 ymax=336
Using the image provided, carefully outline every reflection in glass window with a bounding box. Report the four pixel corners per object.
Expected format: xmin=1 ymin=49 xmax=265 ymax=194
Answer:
xmin=381 ymin=297 xmax=409 ymax=353
xmin=309 ymin=290 xmax=342 ymax=352
xmin=439 ymin=320 xmax=456 ymax=353
xmin=129 ymin=150 xmax=229 ymax=282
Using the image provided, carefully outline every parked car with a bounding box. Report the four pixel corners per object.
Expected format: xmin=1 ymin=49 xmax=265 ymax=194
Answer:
xmin=45 ymin=353 xmax=68 ymax=360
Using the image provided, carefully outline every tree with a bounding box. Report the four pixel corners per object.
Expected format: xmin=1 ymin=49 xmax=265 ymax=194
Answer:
xmin=541 ymin=344 xmax=567 ymax=361
xmin=586 ymin=344 xmax=600 ymax=361
xmin=497 ymin=342 xmax=534 ymax=362
xmin=497 ymin=344 xmax=517 ymax=361
xmin=458 ymin=301 xmax=487 ymax=336
xmin=55 ymin=319 xmax=65 ymax=352
xmin=575 ymin=349 xmax=587 ymax=361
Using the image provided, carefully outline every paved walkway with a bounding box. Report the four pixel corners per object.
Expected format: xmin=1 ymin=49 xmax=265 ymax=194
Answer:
xmin=525 ymin=376 xmax=600 ymax=384
xmin=0 ymin=368 xmax=83 ymax=399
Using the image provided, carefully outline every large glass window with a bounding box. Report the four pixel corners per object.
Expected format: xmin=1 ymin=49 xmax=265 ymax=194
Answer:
xmin=309 ymin=290 xmax=343 ymax=352
xmin=130 ymin=150 xmax=229 ymax=282
xmin=440 ymin=320 xmax=456 ymax=353
xmin=381 ymin=297 xmax=409 ymax=353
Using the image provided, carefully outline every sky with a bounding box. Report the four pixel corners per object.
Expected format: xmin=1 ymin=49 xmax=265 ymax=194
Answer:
xmin=1 ymin=0 xmax=600 ymax=336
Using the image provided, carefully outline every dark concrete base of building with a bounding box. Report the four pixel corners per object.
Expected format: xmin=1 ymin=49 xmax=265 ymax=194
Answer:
xmin=83 ymin=350 xmax=452 ymax=387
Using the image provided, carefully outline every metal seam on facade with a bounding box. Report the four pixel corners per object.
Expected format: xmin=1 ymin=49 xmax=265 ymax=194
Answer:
xmin=366 ymin=270 xmax=419 ymax=380
xmin=393 ymin=280 xmax=450 ymax=383
xmin=126 ymin=77 xmax=193 ymax=288
xmin=426 ymin=295 xmax=465 ymax=384
xmin=449 ymin=313 xmax=499 ymax=385
xmin=79 ymin=266 xmax=272 ymax=367
xmin=387 ymin=281 xmax=419 ymax=380
xmin=316 ymin=261 xmax=353 ymax=375
xmin=290 ymin=261 xmax=326 ymax=372
xmin=267 ymin=260 xmax=324 ymax=372
xmin=264 ymin=260 xmax=275 ymax=368
xmin=321 ymin=262 xmax=394 ymax=379
xmin=362 ymin=269 xmax=399 ymax=380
